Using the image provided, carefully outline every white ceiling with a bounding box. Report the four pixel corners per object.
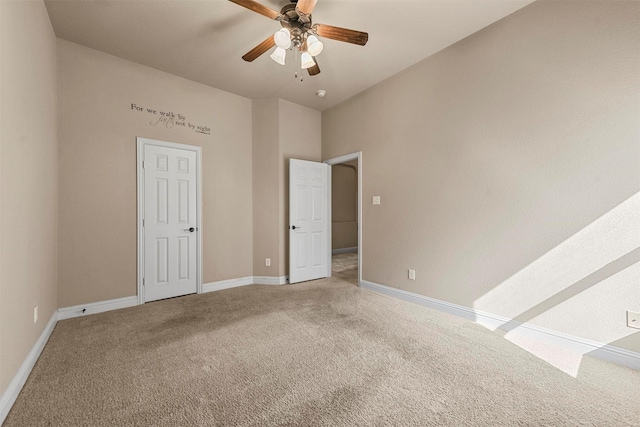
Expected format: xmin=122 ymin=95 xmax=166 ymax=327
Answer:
xmin=44 ymin=0 xmax=534 ymax=111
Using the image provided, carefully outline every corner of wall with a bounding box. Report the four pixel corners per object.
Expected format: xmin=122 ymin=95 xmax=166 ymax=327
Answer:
xmin=0 ymin=0 xmax=59 ymax=408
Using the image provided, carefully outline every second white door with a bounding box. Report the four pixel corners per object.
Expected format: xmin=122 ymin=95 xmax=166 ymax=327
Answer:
xmin=142 ymin=141 xmax=198 ymax=302
xmin=289 ymin=159 xmax=329 ymax=284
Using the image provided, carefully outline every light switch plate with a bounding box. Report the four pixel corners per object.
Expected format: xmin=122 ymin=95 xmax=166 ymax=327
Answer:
xmin=373 ymin=196 xmax=381 ymax=205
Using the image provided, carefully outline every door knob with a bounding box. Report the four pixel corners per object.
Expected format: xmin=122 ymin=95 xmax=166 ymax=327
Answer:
xmin=291 ymin=225 xmax=301 ymax=230
xmin=184 ymin=227 xmax=195 ymax=232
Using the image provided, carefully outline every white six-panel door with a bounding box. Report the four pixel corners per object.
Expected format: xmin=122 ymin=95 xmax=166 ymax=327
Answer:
xmin=289 ymin=159 xmax=329 ymax=284
xmin=142 ymin=142 xmax=198 ymax=302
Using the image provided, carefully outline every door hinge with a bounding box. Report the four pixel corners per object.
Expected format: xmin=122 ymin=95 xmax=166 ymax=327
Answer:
xmin=142 ymin=219 xmax=145 ymax=227
xmin=142 ymin=161 xmax=146 ymax=169
xmin=142 ymin=277 xmax=145 ymax=286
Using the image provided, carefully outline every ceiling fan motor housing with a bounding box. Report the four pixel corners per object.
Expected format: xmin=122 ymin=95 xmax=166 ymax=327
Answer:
xmin=279 ymin=3 xmax=313 ymax=47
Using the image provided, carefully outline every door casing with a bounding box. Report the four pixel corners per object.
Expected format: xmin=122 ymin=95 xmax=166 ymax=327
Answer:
xmin=136 ymin=137 xmax=203 ymax=304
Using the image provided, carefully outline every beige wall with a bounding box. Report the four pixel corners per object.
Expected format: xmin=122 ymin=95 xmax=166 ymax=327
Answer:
xmin=322 ymin=1 xmax=640 ymax=353
xmin=0 ymin=0 xmax=58 ymax=396
xmin=57 ymin=40 xmax=253 ymax=307
xmin=332 ymin=162 xmax=358 ymax=250
xmin=252 ymin=99 xmax=280 ymax=277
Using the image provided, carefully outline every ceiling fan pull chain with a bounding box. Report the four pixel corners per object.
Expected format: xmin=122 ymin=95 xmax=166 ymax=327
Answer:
xmin=298 ymin=49 xmax=302 ymax=80
xmin=298 ymin=48 xmax=304 ymax=81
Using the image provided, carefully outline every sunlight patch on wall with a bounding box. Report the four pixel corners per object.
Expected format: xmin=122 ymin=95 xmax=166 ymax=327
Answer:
xmin=503 ymin=264 xmax=638 ymax=376
xmin=474 ymin=192 xmax=639 ymax=321
xmin=473 ymin=192 xmax=640 ymax=375
xmin=519 ymin=263 xmax=639 ymax=341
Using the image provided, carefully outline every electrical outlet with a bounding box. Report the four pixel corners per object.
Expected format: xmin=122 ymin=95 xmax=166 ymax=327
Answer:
xmin=34 ymin=305 xmax=38 ymax=324
xmin=265 ymin=258 xmax=271 ymax=267
xmin=408 ymin=269 xmax=416 ymax=280
xmin=372 ymin=196 xmax=381 ymax=205
xmin=627 ymin=311 xmax=640 ymax=329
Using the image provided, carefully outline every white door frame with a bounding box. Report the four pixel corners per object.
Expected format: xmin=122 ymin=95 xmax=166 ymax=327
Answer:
xmin=324 ymin=152 xmax=362 ymax=285
xmin=136 ymin=137 xmax=203 ymax=304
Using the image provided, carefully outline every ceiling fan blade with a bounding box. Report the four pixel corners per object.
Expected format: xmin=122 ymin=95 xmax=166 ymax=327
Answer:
xmin=228 ymin=0 xmax=279 ymax=20
xmin=242 ymin=35 xmax=276 ymax=62
xmin=315 ymin=24 xmax=368 ymax=46
xmin=296 ymin=0 xmax=318 ymax=15
xmin=307 ymin=59 xmax=320 ymax=76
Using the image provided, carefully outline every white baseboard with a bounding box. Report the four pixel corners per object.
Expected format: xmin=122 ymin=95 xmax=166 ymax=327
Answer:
xmin=57 ymin=296 xmax=138 ymax=320
xmin=586 ymin=345 xmax=640 ymax=370
xmin=203 ymin=276 xmax=254 ymax=293
xmin=0 ymin=312 xmax=58 ymax=425
xmin=253 ymin=276 xmax=288 ymax=285
xmin=332 ymin=247 xmax=358 ymax=255
xmin=360 ymin=280 xmax=640 ymax=371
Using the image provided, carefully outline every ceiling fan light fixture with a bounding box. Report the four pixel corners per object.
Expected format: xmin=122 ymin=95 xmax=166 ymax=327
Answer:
xmin=306 ymin=35 xmax=324 ymax=56
xmin=300 ymin=52 xmax=315 ymax=69
xmin=231 ymin=0 xmax=369 ymax=78
xmin=270 ymin=47 xmax=287 ymax=65
xmin=274 ymin=28 xmax=292 ymax=49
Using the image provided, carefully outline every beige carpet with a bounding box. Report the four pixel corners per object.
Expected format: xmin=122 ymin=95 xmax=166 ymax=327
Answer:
xmin=4 ymin=258 xmax=639 ymax=426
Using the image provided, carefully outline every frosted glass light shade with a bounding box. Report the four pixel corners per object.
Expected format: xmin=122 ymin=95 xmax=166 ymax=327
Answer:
xmin=300 ymin=52 xmax=315 ymax=69
xmin=270 ymin=47 xmax=286 ymax=65
xmin=307 ymin=35 xmax=324 ymax=56
xmin=274 ymin=28 xmax=292 ymax=49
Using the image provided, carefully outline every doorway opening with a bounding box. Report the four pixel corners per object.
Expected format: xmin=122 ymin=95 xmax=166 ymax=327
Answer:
xmin=325 ymin=152 xmax=362 ymax=286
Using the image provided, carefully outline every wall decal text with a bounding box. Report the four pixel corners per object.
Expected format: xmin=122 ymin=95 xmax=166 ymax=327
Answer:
xmin=130 ymin=103 xmax=211 ymax=135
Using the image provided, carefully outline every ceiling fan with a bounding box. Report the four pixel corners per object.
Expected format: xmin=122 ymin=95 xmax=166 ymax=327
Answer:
xmin=229 ymin=0 xmax=368 ymax=76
